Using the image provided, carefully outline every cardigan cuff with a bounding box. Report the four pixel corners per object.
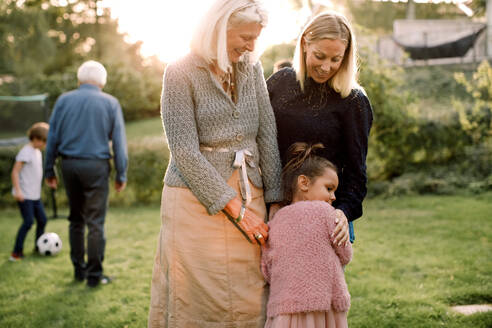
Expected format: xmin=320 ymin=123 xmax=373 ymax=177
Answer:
xmin=206 ymin=188 xmax=237 ymax=216
xmin=264 ymin=187 xmax=282 ymax=204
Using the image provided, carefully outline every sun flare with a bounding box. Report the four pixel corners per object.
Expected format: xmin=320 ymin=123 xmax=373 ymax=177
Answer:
xmin=103 ymin=0 xmax=305 ymax=63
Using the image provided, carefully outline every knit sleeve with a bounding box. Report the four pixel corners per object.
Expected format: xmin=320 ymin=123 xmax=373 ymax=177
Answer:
xmin=260 ymin=244 xmax=272 ymax=283
xmin=266 ymin=68 xmax=293 ymax=103
xmin=266 ymin=69 xmax=280 ymax=99
xmin=336 ymin=89 xmax=373 ymax=221
xmin=254 ymin=61 xmax=282 ymax=203
xmin=161 ymin=63 xmax=237 ymax=215
xmin=325 ymin=207 xmax=353 ymax=266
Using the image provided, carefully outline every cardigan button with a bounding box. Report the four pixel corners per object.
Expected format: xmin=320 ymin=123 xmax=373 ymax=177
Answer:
xmin=236 ymin=133 xmax=244 ymax=142
xmin=232 ymin=110 xmax=240 ymax=119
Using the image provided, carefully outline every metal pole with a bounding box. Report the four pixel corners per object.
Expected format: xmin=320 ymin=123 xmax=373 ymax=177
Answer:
xmin=407 ymin=0 xmax=416 ymax=20
xmin=41 ymin=94 xmax=49 ymax=122
xmin=50 ymin=188 xmax=58 ymax=219
xmin=487 ymin=0 xmax=492 ymax=58
xmin=473 ymin=28 xmax=477 ymax=64
xmin=424 ymin=31 xmax=428 ymax=66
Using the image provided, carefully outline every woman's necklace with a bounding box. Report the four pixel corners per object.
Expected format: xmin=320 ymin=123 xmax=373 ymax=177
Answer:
xmin=211 ymin=64 xmax=237 ymax=104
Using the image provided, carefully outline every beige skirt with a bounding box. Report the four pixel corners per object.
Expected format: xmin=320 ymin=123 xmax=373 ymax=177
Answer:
xmin=148 ymin=170 xmax=267 ymax=328
xmin=265 ymin=311 xmax=348 ymax=328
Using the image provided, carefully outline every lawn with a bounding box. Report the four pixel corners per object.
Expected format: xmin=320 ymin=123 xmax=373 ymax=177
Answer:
xmin=125 ymin=117 xmax=165 ymax=143
xmin=0 ymin=193 xmax=491 ymax=327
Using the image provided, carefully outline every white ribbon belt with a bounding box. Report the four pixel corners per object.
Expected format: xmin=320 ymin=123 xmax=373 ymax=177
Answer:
xmin=200 ymin=146 xmax=254 ymax=206
xmin=200 ymin=146 xmax=230 ymax=153
xmin=233 ymin=149 xmax=253 ymax=206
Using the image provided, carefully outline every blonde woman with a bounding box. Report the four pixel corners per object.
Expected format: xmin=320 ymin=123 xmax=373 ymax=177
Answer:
xmin=268 ymin=12 xmax=373 ymax=256
xmin=148 ymin=0 xmax=282 ymax=327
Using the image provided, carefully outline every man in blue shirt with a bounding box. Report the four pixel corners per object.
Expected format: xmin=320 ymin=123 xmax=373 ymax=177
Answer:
xmin=45 ymin=60 xmax=128 ymax=288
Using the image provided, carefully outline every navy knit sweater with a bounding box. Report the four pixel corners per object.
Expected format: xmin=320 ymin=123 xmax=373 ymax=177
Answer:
xmin=267 ymin=68 xmax=373 ymax=221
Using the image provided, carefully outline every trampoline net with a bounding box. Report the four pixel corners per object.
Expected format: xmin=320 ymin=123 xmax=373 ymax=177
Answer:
xmin=0 ymin=94 xmax=49 ymax=144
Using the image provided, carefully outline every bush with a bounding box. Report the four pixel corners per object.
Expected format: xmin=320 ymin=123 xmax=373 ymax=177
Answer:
xmin=454 ymin=60 xmax=492 ymax=144
xmin=103 ymin=62 xmax=163 ymax=121
xmin=367 ymin=142 xmax=492 ymax=198
xmin=110 ymin=139 xmax=169 ymax=207
xmin=0 ymin=139 xmax=170 ymax=210
xmin=260 ymin=43 xmax=296 ymax=79
xmin=0 ymin=61 xmax=163 ymax=122
xmin=0 ymin=146 xmax=18 ymax=207
xmin=360 ymin=46 xmax=492 ymax=183
xmin=358 ymin=50 xmax=492 ymax=196
xmin=359 ymin=45 xmax=419 ymax=179
xmin=0 ymin=144 xmax=69 ymax=211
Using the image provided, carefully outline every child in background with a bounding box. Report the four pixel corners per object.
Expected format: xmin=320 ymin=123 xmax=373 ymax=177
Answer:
xmin=261 ymin=142 xmax=353 ymax=328
xmin=10 ymin=122 xmax=49 ymax=261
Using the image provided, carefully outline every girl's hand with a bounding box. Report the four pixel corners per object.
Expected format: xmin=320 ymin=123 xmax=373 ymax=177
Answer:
xmin=225 ymin=198 xmax=269 ymax=245
xmin=332 ymin=209 xmax=349 ymax=246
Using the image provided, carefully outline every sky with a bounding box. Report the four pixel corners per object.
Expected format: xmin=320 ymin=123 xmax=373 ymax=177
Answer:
xmin=101 ymin=0 xmax=331 ymax=62
xmin=100 ymin=0 xmax=473 ymax=62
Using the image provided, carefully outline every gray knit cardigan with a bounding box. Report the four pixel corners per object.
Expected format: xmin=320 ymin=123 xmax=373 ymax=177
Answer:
xmin=161 ymin=53 xmax=282 ymax=215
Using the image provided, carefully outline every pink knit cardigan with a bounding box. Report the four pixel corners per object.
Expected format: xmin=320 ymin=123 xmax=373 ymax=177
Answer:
xmin=261 ymin=201 xmax=353 ymax=317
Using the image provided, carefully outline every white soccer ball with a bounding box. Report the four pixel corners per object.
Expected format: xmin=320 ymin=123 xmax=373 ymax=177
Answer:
xmin=37 ymin=232 xmax=62 ymax=256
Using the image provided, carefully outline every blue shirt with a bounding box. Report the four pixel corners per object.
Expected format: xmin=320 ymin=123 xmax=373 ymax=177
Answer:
xmin=45 ymin=84 xmax=128 ymax=182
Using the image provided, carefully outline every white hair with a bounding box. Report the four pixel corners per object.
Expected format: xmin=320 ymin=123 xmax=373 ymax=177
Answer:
xmin=77 ymin=60 xmax=107 ymax=87
xmin=190 ymin=0 xmax=268 ymax=72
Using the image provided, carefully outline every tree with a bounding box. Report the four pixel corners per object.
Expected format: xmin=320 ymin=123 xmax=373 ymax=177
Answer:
xmin=0 ymin=0 xmax=56 ymax=75
xmin=470 ymin=0 xmax=486 ymax=17
xmin=0 ymin=0 xmax=163 ymax=120
xmin=345 ymin=0 xmax=470 ymax=33
xmin=260 ymin=43 xmax=296 ymax=79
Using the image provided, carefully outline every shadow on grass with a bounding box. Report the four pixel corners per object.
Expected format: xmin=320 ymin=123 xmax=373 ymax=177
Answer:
xmin=447 ymin=293 xmax=492 ymax=306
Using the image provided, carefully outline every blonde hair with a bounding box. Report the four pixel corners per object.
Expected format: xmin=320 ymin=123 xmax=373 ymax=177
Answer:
xmin=293 ymin=11 xmax=358 ymax=98
xmin=190 ymin=0 xmax=268 ymax=73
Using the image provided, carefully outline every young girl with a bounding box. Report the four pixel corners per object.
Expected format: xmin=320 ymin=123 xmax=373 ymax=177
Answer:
xmin=261 ymin=142 xmax=352 ymax=328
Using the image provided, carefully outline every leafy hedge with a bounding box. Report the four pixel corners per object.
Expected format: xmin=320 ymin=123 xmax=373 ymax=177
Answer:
xmin=0 ymin=61 xmax=163 ymax=122
xmin=0 ymin=139 xmax=170 ymax=209
xmin=0 ymin=146 xmax=18 ymax=208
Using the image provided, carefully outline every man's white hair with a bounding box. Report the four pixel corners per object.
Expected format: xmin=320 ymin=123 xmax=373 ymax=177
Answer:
xmin=190 ymin=0 xmax=268 ymax=72
xmin=77 ymin=60 xmax=107 ymax=87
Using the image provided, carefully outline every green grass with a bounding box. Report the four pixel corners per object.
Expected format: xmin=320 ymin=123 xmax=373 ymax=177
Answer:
xmin=348 ymin=192 xmax=492 ymax=328
xmin=125 ymin=117 xmax=167 ymax=155
xmin=0 ymin=193 xmax=491 ymax=327
xmin=0 ymin=206 xmax=161 ymax=328
xmin=125 ymin=117 xmax=164 ymax=142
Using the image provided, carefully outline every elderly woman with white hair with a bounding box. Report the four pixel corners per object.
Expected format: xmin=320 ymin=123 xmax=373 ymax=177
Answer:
xmin=148 ymin=0 xmax=282 ymax=327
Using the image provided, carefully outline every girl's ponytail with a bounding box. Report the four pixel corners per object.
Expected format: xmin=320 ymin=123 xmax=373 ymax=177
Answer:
xmin=283 ymin=142 xmax=325 ymax=173
xmin=281 ymin=142 xmax=336 ymax=206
